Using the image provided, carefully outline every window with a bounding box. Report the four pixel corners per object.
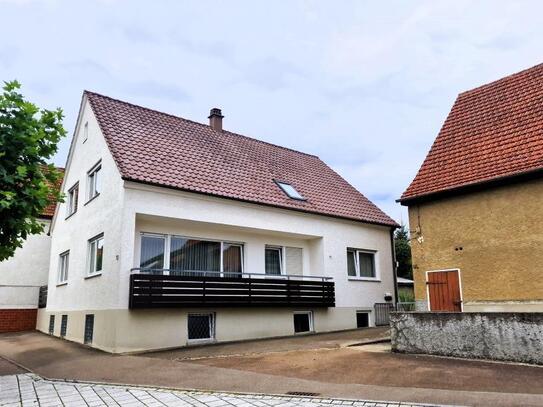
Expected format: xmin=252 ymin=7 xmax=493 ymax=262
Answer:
xmin=265 ymin=246 xmax=282 ymax=275
xmin=83 ymin=121 xmax=89 ymax=143
xmin=140 ymin=234 xmax=166 ymax=271
xmin=58 ymin=251 xmax=69 ymax=283
xmin=88 ymin=234 xmax=104 ymax=275
xmin=275 ymin=181 xmax=305 ymax=200
xmin=66 ymin=183 xmax=78 ymax=217
xmin=187 ymin=313 xmax=215 ymax=341
xmin=170 ymin=237 xmax=220 ymax=275
xmin=139 ymin=233 xmax=243 ymax=277
xmin=347 ymin=249 xmax=377 ymax=279
xmin=48 ymin=315 xmax=55 ymax=335
xmin=87 ymin=162 xmax=101 ymax=201
xmin=222 ymin=243 xmax=243 ymax=277
xmin=356 ymin=311 xmax=369 ymax=328
xmin=84 ymin=314 xmax=94 ymax=344
xmin=60 ymin=315 xmax=68 ymax=338
xmin=293 ymin=311 xmax=313 ymax=333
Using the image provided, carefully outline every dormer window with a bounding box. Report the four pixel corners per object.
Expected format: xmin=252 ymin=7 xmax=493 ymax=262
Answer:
xmin=275 ymin=181 xmax=305 ymax=200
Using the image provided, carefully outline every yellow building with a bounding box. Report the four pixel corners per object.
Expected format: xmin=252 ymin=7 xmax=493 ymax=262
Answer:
xmin=399 ymin=63 xmax=543 ymax=312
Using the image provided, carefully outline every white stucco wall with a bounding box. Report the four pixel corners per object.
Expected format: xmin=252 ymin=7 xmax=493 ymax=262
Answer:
xmin=120 ymin=183 xmax=395 ymax=310
xmin=46 ymin=98 xmax=125 ymax=312
xmin=0 ymin=219 xmax=51 ymax=308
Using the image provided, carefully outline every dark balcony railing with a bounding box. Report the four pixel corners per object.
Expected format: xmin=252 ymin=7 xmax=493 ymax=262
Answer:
xmin=129 ymin=269 xmax=335 ymax=309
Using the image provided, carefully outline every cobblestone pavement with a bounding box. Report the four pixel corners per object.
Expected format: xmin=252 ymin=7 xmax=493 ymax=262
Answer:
xmin=0 ymin=374 xmax=453 ymax=407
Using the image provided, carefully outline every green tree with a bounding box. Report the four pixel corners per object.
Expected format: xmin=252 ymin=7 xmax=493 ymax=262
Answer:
xmin=0 ymin=80 xmax=65 ymax=261
xmin=394 ymin=224 xmax=412 ymax=279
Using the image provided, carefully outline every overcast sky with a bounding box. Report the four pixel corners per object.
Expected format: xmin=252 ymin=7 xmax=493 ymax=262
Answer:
xmin=1 ymin=0 xmax=542 ymax=222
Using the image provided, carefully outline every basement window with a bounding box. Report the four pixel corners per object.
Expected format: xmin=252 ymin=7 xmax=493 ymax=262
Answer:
xmin=356 ymin=311 xmax=369 ymax=328
xmin=188 ymin=313 xmax=215 ymax=342
xmin=48 ymin=315 xmax=55 ymax=335
xmin=60 ymin=315 xmax=68 ymax=338
xmin=293 ymin=311 xmax=314 ymax=333
xmin=275 ymin=181 xmax=305 ymax=200
xmin=84 ymin=314 xmax=94 ymax=344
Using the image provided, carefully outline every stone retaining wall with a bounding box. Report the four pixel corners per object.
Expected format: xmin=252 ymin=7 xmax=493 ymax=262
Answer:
xmin=390 ymin=312 xmax=543 ymax=365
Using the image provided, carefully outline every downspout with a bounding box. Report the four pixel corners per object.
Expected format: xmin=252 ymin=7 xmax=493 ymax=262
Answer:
xmin=390 ymin=228 xmax=399 ymax=307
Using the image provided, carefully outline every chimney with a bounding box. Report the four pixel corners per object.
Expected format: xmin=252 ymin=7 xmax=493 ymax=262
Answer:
xmin=208 ymin=108 xmax=224 ymax=132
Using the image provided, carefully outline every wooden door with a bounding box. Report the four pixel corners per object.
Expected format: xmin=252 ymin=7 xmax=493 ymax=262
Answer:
xmin=427 ymin=270 xmax=462 ymax=312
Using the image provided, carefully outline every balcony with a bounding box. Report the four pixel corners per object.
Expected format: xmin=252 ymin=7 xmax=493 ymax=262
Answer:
xmin=129 ymin=269 xmax=335 ymax=309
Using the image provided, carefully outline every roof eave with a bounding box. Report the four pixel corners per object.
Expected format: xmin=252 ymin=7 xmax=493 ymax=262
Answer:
xmin=398 ymin=167 xmax=543 ymax=206
xmin=123 ymin=177 xmax=399 ymax=229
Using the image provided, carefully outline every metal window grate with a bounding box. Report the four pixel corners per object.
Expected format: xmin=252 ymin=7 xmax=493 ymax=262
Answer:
xmin=48 ymin=315 xmax=55 ymax=335
xmin=60 ymin=315 xmax=68 ymax=338
xmin=356 ymin=311 xmax=369 ymax=328
xmin=84 ymin=314 xmax=94 ymax=344
xmin=187 ymin=313 xmax=215 ymax=341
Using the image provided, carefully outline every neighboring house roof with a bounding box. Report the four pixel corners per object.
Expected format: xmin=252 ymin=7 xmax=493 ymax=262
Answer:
xmin=85 ymin=91 xmax=397 ymax=227
xmin=400 ymin=62 xmax=543 ymax=204
xmin=397 ymin=277 xmax=414 ymax=285
xmin=41 ymin=167 xmax=64 ymax=219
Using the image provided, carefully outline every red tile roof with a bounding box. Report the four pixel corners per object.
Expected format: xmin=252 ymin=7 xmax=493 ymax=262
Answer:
xmin=42 ymin=167 xmax=64 ymax=218
xmin=401 ymin=62 xmax=543 ymax=203
xmin=85 ymin=91 xmax=396 ymax=227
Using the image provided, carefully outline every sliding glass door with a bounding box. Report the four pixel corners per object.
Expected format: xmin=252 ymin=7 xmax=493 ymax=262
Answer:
xmin=139 ymin=233 xmax=243 ymax=277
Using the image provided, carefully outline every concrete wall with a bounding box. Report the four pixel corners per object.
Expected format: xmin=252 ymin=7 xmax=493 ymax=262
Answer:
xmin=39 ymin=306 xmax=370 ymax=353
xmin=391 ymin=312 xmax=543 ymax=365
xmin=0 ymin=219 xmax=51 ymax=309
xmin=407 ymin=179 xmax=543 ymax=311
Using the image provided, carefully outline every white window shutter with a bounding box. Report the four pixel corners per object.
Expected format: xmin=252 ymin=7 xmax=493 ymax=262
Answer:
xmin=285 ymin=247 xmax=303 ymax=275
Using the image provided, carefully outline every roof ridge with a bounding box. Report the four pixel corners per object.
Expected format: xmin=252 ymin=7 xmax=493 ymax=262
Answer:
xmin=458 ymin=61 xmax=543 ymax=97
xmin=83 ymin=90 xmax=319 ymax=159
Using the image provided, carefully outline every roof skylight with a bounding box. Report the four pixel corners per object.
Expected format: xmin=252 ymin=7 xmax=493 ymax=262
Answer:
xmin=276 ymin=181 xmax=305 ymax=200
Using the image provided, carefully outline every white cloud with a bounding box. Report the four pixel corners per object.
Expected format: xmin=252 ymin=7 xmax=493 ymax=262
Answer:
xmin=1 ymin=0 xmax=542 ymax=223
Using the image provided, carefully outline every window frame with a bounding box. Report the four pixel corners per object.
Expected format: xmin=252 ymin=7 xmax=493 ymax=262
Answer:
xmin=274 ymin=180 xmax=306 ymax=201
xmin=87 ymin=233 xmax=104 ymax=277
xmin=264 ymin=245 xmax=284 ymax=276
xmin=293 ymin=311 xmax=314 ymax=334
xmin=66 ymin=182 xmax=79 ymax=218
xmin=356 ymin=310 xmax=370 ymax=328
xmin=86 ymin=161 xmax=101 ymax=203
xmin=346 ymin=248 xmax=379 ymax=281
xmin=187 ymin=312 xmax=216 ymax=343
xmin=139 ymin=233 xmax=244 ymax=277
xmin=57 ymin=250 xmax=70 ymax=284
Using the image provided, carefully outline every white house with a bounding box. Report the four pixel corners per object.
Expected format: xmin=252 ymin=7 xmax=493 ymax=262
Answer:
xmin=0 ymin=175 xmax=62 ymax=332
xmin=37 ymin=91 xmax=398 ymax=353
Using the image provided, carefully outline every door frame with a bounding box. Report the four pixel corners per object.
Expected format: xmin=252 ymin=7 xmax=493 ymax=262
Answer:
xmin=425 ymin=268 xmax=464 ymax=312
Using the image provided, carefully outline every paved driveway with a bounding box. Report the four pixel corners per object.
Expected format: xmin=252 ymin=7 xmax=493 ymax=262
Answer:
xmin=2 ymin=331 xmax=543 ymax=406
xmin=1 ymin=373 xmax=440 ymax=407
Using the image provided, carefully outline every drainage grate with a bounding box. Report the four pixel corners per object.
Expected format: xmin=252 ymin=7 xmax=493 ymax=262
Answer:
xmin=285 ymin=391 xmax=320 ymax=397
